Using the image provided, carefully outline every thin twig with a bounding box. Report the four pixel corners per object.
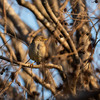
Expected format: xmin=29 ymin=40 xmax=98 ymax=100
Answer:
xmin=3 ymin=0 xmax=7 ymax=33
xmin=0 ymin=56 xmax=63 ymax=71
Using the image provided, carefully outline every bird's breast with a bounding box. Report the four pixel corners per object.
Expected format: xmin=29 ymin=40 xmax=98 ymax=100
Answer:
xmin=29 ymin=41 xmax=46 ymax=63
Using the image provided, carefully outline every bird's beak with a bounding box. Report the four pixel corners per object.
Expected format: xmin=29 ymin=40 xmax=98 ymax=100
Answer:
xmin=43 ymin=38 xmax=47 ymax=41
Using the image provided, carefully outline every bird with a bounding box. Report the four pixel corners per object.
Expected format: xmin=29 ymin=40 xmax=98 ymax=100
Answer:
xmin=29 ymin=35 xmax=57 ymax=87
xmin=29 ymin=35 xmax=47 ymax=64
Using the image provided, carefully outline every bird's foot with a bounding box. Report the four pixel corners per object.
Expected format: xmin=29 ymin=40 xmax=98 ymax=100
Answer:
xmin=30 ymin=62 xmax=34 ymax=67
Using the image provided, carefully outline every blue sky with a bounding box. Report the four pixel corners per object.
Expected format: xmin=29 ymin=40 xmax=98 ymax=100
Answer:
xmin=0 ymin=0 xmax=100 ymax=99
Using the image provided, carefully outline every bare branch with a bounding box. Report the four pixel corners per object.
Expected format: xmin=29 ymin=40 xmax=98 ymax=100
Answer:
xmin=0 ymin=32 xmax=17 ymax=60
xmin=0 ymin=56 xmax=63 ymax=71
xmin=60 ymin=0 xmax=69 ymax=11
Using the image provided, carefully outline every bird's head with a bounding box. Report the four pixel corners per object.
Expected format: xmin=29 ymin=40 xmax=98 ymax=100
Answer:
xmin=33 ymin=36 xmax=47 ymax=42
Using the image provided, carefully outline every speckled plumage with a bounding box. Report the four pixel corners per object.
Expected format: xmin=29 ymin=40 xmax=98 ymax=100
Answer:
xmin=29 ymin=36 xmax=46 ymax=63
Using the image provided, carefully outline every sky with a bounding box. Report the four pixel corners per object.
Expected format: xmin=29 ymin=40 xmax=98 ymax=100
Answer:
xmin=0 ymin=0 xmax=100 ymax=99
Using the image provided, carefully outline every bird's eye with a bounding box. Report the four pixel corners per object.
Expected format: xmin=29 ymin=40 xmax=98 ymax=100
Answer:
xmin=42 ymin=37 xmax=44 ymax=39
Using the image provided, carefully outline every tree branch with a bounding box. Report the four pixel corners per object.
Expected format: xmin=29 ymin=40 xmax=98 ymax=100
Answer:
xmin=0 ymin=56 xmax=63 ymax=71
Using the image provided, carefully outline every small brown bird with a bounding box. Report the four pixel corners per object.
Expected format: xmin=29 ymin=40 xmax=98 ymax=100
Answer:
xmin=29 ymin=35 xmax=47 ymax=64
xmin=29 ymin=35 xmax=57 ymax=86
